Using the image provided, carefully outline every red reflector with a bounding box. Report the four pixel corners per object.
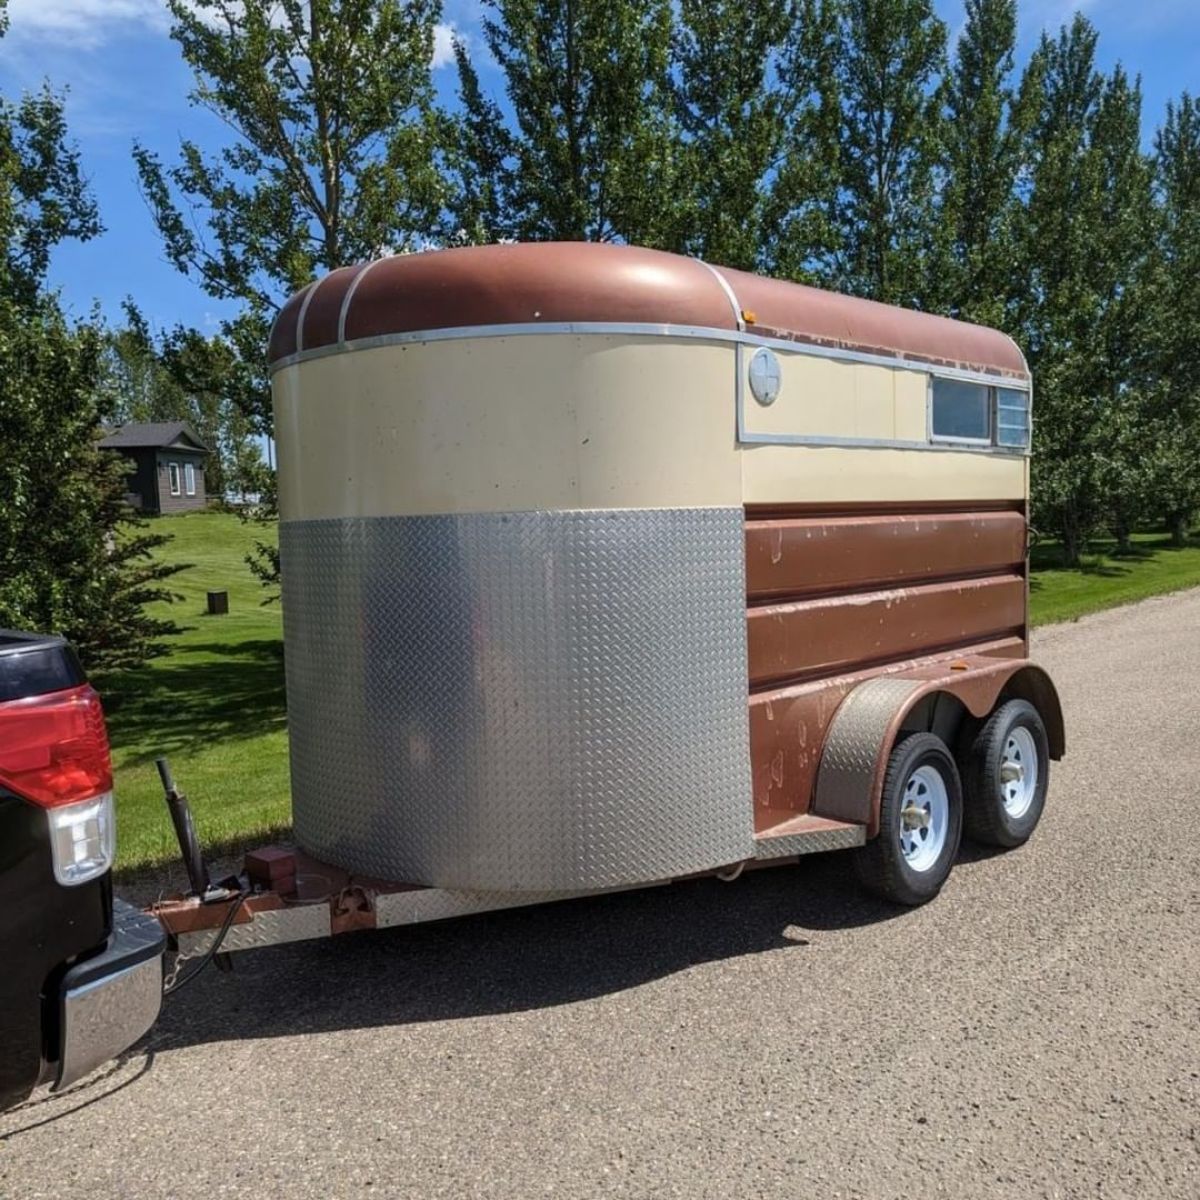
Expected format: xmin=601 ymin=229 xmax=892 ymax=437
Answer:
xmin=0 ymin=685 xmax=113 ymax=808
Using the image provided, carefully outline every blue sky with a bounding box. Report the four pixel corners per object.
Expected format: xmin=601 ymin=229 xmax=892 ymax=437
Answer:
xmin=0 ymin=0 xmax=1196 ymax=336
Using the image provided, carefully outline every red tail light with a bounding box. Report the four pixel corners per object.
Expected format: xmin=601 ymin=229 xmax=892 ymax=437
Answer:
xmin=0 ymin=684 xmax=114 ymax=808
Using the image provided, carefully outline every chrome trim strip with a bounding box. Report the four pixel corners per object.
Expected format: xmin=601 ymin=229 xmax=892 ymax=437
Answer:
xmin=697 ymin=261 xmax=745 ymax=331
xmin=336 ymin=258 xmax=381 ymax=345
xmin=293 ymin=279 xmax=320 ymax=354
xmin=269 ymin=320 xmax=1031 ymax=392
xmin=734 ymin=428 xmax=1028 ymax=456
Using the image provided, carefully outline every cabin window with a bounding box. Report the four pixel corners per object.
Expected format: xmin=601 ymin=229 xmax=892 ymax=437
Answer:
xmin=185 ymin=462 xmax=196 ymax=496
xmin=995 ymin=387 xmax=1031 ymax=449
xmin=168 ymin=462 xmax=181 ymax=496
xmin=930 ymin=379 xmax=992 ymax=443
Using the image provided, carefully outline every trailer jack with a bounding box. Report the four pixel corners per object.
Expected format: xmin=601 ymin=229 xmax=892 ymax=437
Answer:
xmin=156 ymin=757 xmax=239 ymax=905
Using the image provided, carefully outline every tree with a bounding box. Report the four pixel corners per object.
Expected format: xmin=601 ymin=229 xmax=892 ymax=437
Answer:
xmin=670 ymin=0 xmax=791 ymax=269
xmin=456 ymin=0 xmax=679 ymax=245
xmin=0 ymin=3 xmax=183 ymax=673
xmin=1015 ymin=18 xmax=1103 ymax=565
xmin=441 ymin=36 xmax=513 ymax=245
xmin=1088 ymin=68 xmax=1159 ymax=551
xmin=832 ymin=0 xmax=947 ymax=304
xmin=136 ymin=0 xmax=446 ymax=589
xmin=134 ymin=0 xmax=446 ymax=437
xmin=932 ymin=0 xmax=1027 ymax=325
xmin=766 ymin=0 xmax=844 ymax=284
xmin=1151 ymin=94 xmax=1200 ymax=544
xmin=1014 ymin=17 xmax=1158 ymax=565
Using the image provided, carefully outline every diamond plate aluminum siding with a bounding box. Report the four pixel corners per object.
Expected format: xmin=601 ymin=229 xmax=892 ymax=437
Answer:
xmin=813 ymin=677 xmax=925 ymax=823
xmin=280 ymin=509 xmax=753 ymax=890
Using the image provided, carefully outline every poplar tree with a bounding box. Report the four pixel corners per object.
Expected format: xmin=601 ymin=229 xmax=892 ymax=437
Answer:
xmin=1015 ymin=19 xmax=1102 ymax=564
xmin=134 ymin=0 xmax=445 ymax=436
xmin=442 ymin=37 xmax=512 ymax=244
xmin=1088 ymin=69 xmax=1158 ymax=551
xmin=833 ymin=0 xmax=947 ymax=304
xmin=463 ymin=0 xmax=678 ymax=244
xmin=135 ymin=0 xmax=444 ymax=588
xmin=932 ymin=0 xmax=1026 ymax=325
xmin=671 ymin=0 xmax=790 ymax=269
xmin=1014 ymin=17 xmax=1158 ymax=564
xmin=1151 ymin=94 xmax=1200 ymax=544
xmin=766 ymin=0 xmax=844 ymax=283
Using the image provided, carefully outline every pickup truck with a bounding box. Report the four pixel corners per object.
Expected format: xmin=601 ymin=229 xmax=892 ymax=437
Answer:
xmin=0 ymin=630 xmax=164 ymax=1109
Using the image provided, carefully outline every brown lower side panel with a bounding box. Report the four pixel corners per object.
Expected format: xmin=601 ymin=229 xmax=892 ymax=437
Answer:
xmin=747 ymin=573 xmax=1026 ymax=690
xmin=748 ymin=637 xmax=1027 ymax=828
xmin=743 ymin=502 xmax=1030 ymax=828
xmin=745 ymin=509 xmax=1027 ymax=601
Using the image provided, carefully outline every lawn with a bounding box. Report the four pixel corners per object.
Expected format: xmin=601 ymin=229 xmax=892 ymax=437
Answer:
xmin=102 ymin=510 xmax=290 ymax=872
xmin=102 ymin=511 xmax=1200 ymax=874
xmin=1029 ymin=531 xmax=1200 ymax=625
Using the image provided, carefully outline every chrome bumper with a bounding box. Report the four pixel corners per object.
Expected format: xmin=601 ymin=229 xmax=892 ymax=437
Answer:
xmin=54 ymin=899 xmax=165 ymax=1092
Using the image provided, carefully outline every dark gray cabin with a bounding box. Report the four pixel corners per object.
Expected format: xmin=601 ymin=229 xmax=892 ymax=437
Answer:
xmin=99 ymin=422 xmax=210 ymax=514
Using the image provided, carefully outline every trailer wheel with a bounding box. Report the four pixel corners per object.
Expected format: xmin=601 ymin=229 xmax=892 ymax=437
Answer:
xmin=852 ymin=733 xmax=963 ymax=906
xmin=961 ymin=699 xmax=1049 ymax=848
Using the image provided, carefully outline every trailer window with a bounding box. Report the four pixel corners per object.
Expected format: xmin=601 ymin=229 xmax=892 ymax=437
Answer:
xmin=931 ymin=379 xmax=991 ymax=443
xmin=995 ymin=387 xmax=1031 ymax=449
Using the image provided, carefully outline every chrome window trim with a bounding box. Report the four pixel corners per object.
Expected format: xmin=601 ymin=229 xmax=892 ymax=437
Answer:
xmin=928 ymin=375 xmax=995 ymax=446
xmin=737 ymin=357 xmax=1027 ymax=457
xmin=995 ymin=385 xmax=1032 ymax=450
xmin=269 ymin=320 xmax=1031 ymax=394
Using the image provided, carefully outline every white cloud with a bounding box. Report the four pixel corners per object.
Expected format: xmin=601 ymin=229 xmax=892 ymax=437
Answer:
xmin=8 ymin=4 xmax=471 ymax=67
xmin=432 ymin=22 xmax=458 ymax=70
xmin=6 ymin=0 xmax=170 ymax=46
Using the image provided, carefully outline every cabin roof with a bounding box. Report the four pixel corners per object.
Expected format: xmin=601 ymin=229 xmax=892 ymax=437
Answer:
xmin=269 ymin=243 xmax=1029 ymax=380
xmin=99 ymin=421 xmax=209 ymax=453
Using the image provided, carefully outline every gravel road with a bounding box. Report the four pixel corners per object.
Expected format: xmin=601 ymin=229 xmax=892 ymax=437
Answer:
xmin=3 ymin=590 xmax=1198 ymax=1200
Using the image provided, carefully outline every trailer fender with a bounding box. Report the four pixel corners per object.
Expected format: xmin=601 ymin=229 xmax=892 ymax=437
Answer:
xmin=811 ymin=659 xmax=1064 ymax=837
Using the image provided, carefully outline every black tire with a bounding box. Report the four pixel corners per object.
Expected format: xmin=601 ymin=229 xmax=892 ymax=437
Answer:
xmin=852 ymin=732 xmax=964 ymax=906
xmin=960 ymin=698 xmax=1049 ymax=848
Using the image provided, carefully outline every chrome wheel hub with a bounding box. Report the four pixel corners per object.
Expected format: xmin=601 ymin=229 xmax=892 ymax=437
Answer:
xmin=899 ymin=765 xmax=949 ymax=872
xmin=1000 ymin=727 xmax=1038 ymax=818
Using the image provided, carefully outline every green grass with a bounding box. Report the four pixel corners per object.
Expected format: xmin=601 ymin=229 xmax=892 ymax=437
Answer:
xmin=101 ymin=511 xmax=1200 ymax=873
xmin=1029 ymin=531 xmax=1200 ymax=626
xmin=102 ymin=510 xmax=290 ymax=872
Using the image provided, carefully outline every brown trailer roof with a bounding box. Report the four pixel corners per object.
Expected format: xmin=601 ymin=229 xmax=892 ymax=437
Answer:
xmin=268 ymin=242 xmax=1028 ymax=380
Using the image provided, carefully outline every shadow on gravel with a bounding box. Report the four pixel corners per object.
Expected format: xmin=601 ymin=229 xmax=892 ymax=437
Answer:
xmin=0 ymin=1051 xmax=156 ymax=1140
xmin=143 ymin=852 xmax=917 ymax=1053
